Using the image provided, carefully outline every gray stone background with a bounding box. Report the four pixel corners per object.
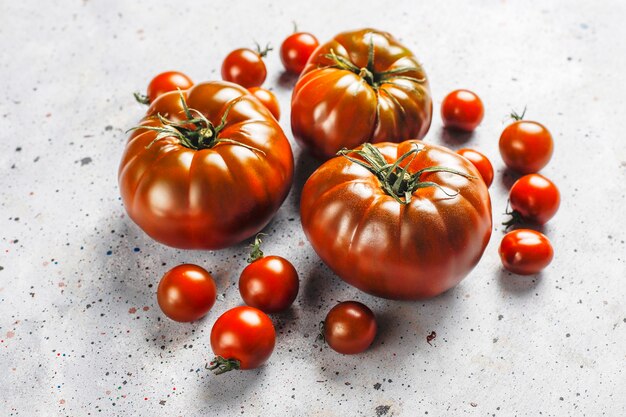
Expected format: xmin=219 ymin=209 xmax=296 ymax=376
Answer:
xmin=1 ymin=0 xmax=624 ymax=416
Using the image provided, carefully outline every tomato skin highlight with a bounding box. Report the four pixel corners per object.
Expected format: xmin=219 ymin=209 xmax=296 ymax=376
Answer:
xmin=210 ymin=306 xmax=276 ymax=370
xmin=499 ymin=120 xmax=553 ymax=173
xmin=509 ymin=174 xmax=560 ymax=225
xmin=499 ymin=229 xmax=554 ymax=275
xmin=248 ymin=87 xmax=280 ymax=120
xmin=145 ymin=71 xmax=193 ymax=104
xmin=239 ymin=255 xmax=299 ymax=313
xmin=300 ymin=140 xmax=492 ymax=300
xmin=456 ymin=148 xmax=494 ymax=187
xmin=441 ymin=89 xmax=484 ymax=132
xmin=221 ymin=48 xmax=267 ymax=88
xmin=280 ymin=32 xmax=319 ymax=74
xmin=291 ymin=28 xmax=432 ymax=159
xmin=157 ymin=264 xmax=216 ymax=322
xmin=324 ymin=301 xmax=377 ymax=354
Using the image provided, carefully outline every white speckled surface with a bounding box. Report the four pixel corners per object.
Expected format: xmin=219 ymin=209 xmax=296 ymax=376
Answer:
xmin=1 ymin=0 xmax=625 ymax=416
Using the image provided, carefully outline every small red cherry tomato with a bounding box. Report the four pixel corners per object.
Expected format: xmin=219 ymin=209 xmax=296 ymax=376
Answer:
xmin=441 ymin=89 xmax=484 ymax=132
xmin=499 ymin=229 xmax=554 ymax=275
xmin=209 ymin=306 xmax=276 ymax=374
xmin=280 ymin=32 xmax=319 ymax=74
xmin=157 ymin=264 xmax=216 ymax=322
xmin=135 ymin=71 xmax=193 ymax=105
xmin=499 ymin=114 xmax=553 ymax=174
xmin=323 ymin=301 xmax=377 ymax=355
xmin=248 ymin=87 xmax=281 ymax=120
xmin=221 ymin=45 xmax=270 ymax=88
xmin=456 ymin=148 xmax=494 ymax=187
xmin=507 ymin=174 xmax=560 ymax=226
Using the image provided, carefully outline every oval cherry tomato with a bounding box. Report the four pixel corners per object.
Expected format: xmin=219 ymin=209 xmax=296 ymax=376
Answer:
xmin=499 ymin=117 xmax=553 ymax=173
xmin=323 ymin=301 xmax=377 ymax=354
xmin=508 ymin=174 xmax=560 ymax=226
xmin=248 ymin=87 xmax=280 ymax=120
xmin=157 ymin=264 xmax=216 ymax=322
xmin=441 ymin=89 xmax=484 ymax=132
xmin=221 ymin=46 xmax=269 ymax=88
xmin=135 ymin=71 xmax=193 ymax=105
xmin=499 ymin=229 xmax=554 ymax=275
xmin=291 ymin=28 xmax=432 ymax=159
xmin=280 ymin=32 xmax=319 ymax=74
xmin=456 ymin=148 xmax=494 ymax=187
xmin=209 ymin=306 xmax=276 ymax=374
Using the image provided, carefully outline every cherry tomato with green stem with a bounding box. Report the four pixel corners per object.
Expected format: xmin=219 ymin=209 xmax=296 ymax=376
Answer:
xmin=134 ymin=71 xmax=193 ymax=105
xmin=221 ymin=44 xmax=271 ymax=88
xmin=209 ymin=306 xmax=276 ymax=374
xmin=322 ymin=301 xmax=377 ymax=354
xmin=441 ymin=89 xmax=484 ymax=132
xmin=505 ymin=174 xmax=560 ymax=227
xmin=499 ymin=109 xmax=553 ymax=173
xmin=280 ymin=31 xmax=319 ymax=74
xmin=239 ymin=234 xmax=299 ymax=313
xmin=248 ymin=87 xmax=280 ymax=120
xmin=499 ymin=229 xmax=553 ymax=275
xmin=157 ymin=264 xmax=216 ymax=322
xmin=456 ymin=148 xmax=494 ymax=187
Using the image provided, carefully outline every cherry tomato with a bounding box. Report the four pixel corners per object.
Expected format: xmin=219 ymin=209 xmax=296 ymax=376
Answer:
xmin=499 ymin=117 xmax=553 ymax=173
xmin=456 ymin=148 xmax=494 ymax=187
xmin=221 ymin=46 xmax=269 ymax=88
xmin=441 ymin=89 xmax=484 ymax=132
xmin=280 ymin=32 xmax=319 ymax=74
xmin=209 ymin=306 xmax=276 ymax=374
xmin=323 ymin=301 xmax=377 ymax=354
xmin=507 ymin=174 xmax=560 ymax=226
xmin=135 ymin=71 xmax=193 ymax=105
xmin=499 ymin=229 xmax=554 ymax=275
xmin=157 ymin=264 xmax=216 ymax=322
xmin=248 ymin=87 xmax=280 ymax=120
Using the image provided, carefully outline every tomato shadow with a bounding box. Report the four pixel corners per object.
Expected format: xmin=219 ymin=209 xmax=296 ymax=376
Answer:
xmin=201 ymin=364 xmax=267 ymax=404
xmin=499 ymin=167 xmax=522 ymax=190
xmin=437 ymin=126 xmax=475 ymax=149
xmin=290 ymin=150 xmax=322 ymax=211
xmin=276 ymin=71 xmax=299 ymax=90
xmin=497 ymin=268 xmax=543 ymax=294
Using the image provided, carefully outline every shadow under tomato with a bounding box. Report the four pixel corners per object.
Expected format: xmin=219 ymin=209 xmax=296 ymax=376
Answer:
xmin=201 ymin=364 xmax=266 ymax=404
xmin=438 ymin=126 xmax=475 ymax=148
xmin=276 ymin=71 xmax=299 ymax=90
xmin=291 ymin=150 xmax=323 ymax=212
xmin=497 ymin=268 xmax=543 ymax=294
xmin=499 ymin=166 xmax=522 ymax=190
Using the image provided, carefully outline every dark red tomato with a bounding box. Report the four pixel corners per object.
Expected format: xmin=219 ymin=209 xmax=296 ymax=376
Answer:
xmin=157 ymin=264 xmax=216 ymax=322
xmin=456 ymin=148 xmax=494 ymax=187
xmin=499 ymin=229 xmax=554 ymax=275
xmin=248 ymin=87 xmax=280 ymax=120
xmin=209 ymin=306 xmax=276 ymax=374
xmin=441 ymin=89 xmax=484 ymax=132
xmin=323 ymin=301 xmax=377 ymax=354
xmin=280 ymin=32 xmax=319 ymax=74
xmin=135 ymin=71 xmax=193 ymax=105
xmin=221 ymin=47 xmax=269 ymax=88
xmin=239 ymin=255 xmax=299 ymax=313
xmin=499 ymin=119 xmax=553 ymax=173
xmin=508 ymin=174 xmax=560 ymax=225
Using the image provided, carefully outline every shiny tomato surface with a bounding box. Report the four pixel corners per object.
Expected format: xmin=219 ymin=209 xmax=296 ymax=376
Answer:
xmin=441 ymin=89 xmax=484 ymax=132
xmin=157 ymin=264 xmax=216 ymax=322
xmin=499 ymin=120 xmax=553 ymax=173
xmin=248 ymin=87 xmax=280 ymax=120
xmin=145 ymin=71 xmax=193 ymax=104
xmin=280 ymin=32 xmax=319 ymax=74
xmin=499 ymin=229 xmax=554 ymax=275
xmin=291 ymin=28 xmax=432 ymax=159
xmin=456 ymin=148 xmax=494 ymax=187
xmin=119 ymin=81 xmax=294 ymax=249
xmin=324 ymin=301 xmax=377 ymax=355
xmin=509 ymin=174 xmax=560 ymax=225
xmin=239 ymin=255 xmax=299 ymax=313
xmin=221 ymin=48 xmax=267 ymax=88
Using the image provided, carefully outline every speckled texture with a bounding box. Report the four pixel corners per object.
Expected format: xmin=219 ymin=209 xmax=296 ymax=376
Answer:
xmin=1 ymin=1 xmax=625 ymax=416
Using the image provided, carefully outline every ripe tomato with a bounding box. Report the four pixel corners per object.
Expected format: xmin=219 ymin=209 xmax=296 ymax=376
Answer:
xmin=238 ymin=235 xmax=299 ymax=313
xmin=456 ymin=148 xmax=494 ymax=187
xmin=135 ymin=71 xmax=193 ymax=105
xmin=291 ymin=28 xmax=432 ymax=159
xmin=209 ymin=306 xmax=275 ymax=374
xmin=300 ymin=140 xmax=492 ymax=299
xmin=499 ymin=229 xmax=554 ymax=275
xmin=323 ymin=301 xmax=377 ymax=355
xmin=507 ymin=174 xmax=560 ymax=226
xmin=280 ymin=32 xmax=319 ymax=74
xmin=157 ymin=264 xmax=216 ymax=322
xmin=499 ymin=115 xmax=553 ymax=173
xmin=248 ymin=87 xmax=280 ymax=120
xmin=221 ymin=45 xmax=270 ymax=88
xmin=119 ymin=81 xmax=294 ymax=249
xmin=440 ymin=89 xmax=484 ymax=132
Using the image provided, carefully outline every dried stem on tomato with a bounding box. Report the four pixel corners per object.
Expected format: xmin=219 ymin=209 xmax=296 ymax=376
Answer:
xmin=247 ymin=233 xmax=266 ymax=263
xmin=207 ymin=356 xmax=241 ymax=375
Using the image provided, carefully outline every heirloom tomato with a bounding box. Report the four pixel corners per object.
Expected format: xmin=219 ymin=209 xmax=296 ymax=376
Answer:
xmin=119 ymin=81 xmax=294 ymax=249
xmin=300 ymin=140 xmax=492 ymax=299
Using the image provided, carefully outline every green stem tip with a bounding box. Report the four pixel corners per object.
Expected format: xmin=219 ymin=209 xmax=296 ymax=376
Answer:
xmin=207 ymin=356 xmax=241 ymax=375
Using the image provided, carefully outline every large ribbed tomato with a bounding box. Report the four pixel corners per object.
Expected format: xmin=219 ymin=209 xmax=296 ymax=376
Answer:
xmin=119 ymin=81 xmax=294 ymax=249
xmin=300 ymin=140 xmax=492 ymax=299
xmin=291 ymin=28 xmax=432 ymax=159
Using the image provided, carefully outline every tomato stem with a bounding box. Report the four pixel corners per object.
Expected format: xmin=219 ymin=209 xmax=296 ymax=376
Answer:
xmin=502 ymin=204 xmax=523 ymax=230
xmin=247 ymin=233 xmax=266 ymax=263
xmin=133 ymin=92 xmax=150 ymax=105
xmin=510 ymin=106 xmax=527 ymax=121
xmin=255 ymin=42 xmax=273 ymax=58
xmin=207 ymin=356 xmax=241 ymax=375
